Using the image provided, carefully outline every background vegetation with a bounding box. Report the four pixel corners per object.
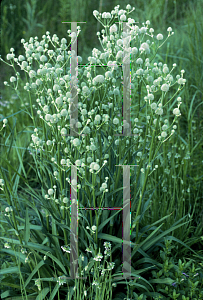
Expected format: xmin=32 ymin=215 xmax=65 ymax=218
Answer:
xmin=0 ymin=0 xmax=203 ymax=299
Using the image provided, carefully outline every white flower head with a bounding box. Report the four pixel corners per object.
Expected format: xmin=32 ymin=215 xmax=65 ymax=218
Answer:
xmin=61 ymin=159 xmax=66 ymax=165
xmin=139 ymin=42 xmax=150 ymax=53
xmin=43 ymin=105 xmax=49 ymax=113
xmin=117 ymin=39 xmax=123 ymax=47
xmin=101 ymin=12 xmax=111 ymax=18
xmin=0 ymin=179 xmax=5 ymax=185
xmin=72 ymin=138 xmax=81 ymax=147
xmin=95 ymin=115 xmax=101 ymax=122
xmin=155 ymin=107 xmax=163 ymax=115
xmin=173 ymin=108 xmax=180 ymax=115
xmin=7 ymin=53 xmax=14 ymax=60
xmin=136 ymin=58 xmax=143 ymax=65
xmin=113 ymin=118 xmax=119 ymax=125
xmin=10 ymin=76 xmax=16 ymax=82
xmin=94 ymin=75 xmax=105 ymax=84
xmin=157 ymin=34 xmax=163 ymax=40
xmin=178 ymin=78 xmax=186 ymax=85
xmin=93 ymin=10 xmax=99 ymax=17
xmin=48 ymin=188 xmax=54 ymax=195
xmin=161 ymin=131 xmax=167 ymax=138
xmin=105 ymin=12 xmax=111 ymax=18
xmin=56 ymin=97 xmax=63 ymax=106
xmin=120 ymin=14 xmax=126 ymax=21
xmin=40 ymin=55 xmax=47 ymax=62
xmin=132 ymin=47 xmax=138 ymax=55
xmin=21 ymin=61 xmax=28 ymax=68
xmin=110 ymin=24 xmax=118 ymax=34
xmin=102 ymin=183 xmax=107 ymax=189
xmin=148 ymin=94 xmax=154 ymax=100
xmin=61 ymin=128 xmax=67 ymax=135
xmin=161 ymin=83 xmax=169 ymax=92
xmin=29 ymin=70 xmax=36 ymax=78
xmin=105 ymin=71 xmax=113 ymax=78
xmin=140 ymin=27 xmax=147 ymax=34
xmin=18 ymin=55 xmax=25 ymax=61
xmin=45 ymin=114 xmax=52 ymax=121
xmin=163 ymin=66 xmax=169 ymax=74
xmin=61 ymin=38 xmax=67 ymax=44
xmin=94 ymin=163 xmax=100 ymax=171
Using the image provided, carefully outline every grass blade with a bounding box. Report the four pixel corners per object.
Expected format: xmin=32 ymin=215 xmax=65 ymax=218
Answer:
xmin=24 ymin=206 xmax=30 ymax=245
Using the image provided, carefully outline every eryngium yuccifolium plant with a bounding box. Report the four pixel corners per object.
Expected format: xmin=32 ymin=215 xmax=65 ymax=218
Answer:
xmin=0 ymin=3 xmax=190 ymax=298
xmin=1 ymin=2 xmax=186 ymax=242
xmin=1 ymin=6 xmax=185 ymax=177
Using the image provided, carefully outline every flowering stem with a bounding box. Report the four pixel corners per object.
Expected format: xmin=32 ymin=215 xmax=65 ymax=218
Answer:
xmin=84 ymin=134 xmax=93 ymax=227
xmin=135 ymin=121 xmax=156 ymax=240
xmin=92 ymin=173 xmax=98 ymax=243
xmin=137 ymin=78 xmax=142 ymax=117
xmin=162 ymin=141 xmax=167 ymax=217
xmin=114 ymin=138 xmax=122 ymax=191
xmin=99 ymin=127 xmax=102 ymax=184
xmin=25 ymin=73 xmax=37 ymax=129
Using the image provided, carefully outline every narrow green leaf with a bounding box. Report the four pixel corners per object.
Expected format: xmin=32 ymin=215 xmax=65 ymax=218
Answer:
xmin=149 ymin=278 xmax=174 ymax=284
xmin=143 ymin=211 xmax=174 ymax=229
xmin=36 ymin=287 xmax=50 ymax=300
xmin=0 ymin=237 xmax=54 ymax=253
xmin=112 ymin=268 xmax=155 ymax=291
xmin=1 ymin=290 xmax=12 ymax=299
xmin=8 ymin=225 xmax=43 ymax=231
xmin=15 ymin=142 xmax=27 ymax=179
xmin=132 ymin=212 xmax=174 ymax=251
xmin=104 ymin=186 xmax=127 ymax=201
xmin=132 ymin=223 xmax=164 ymax=255
xmin=2 ymin=296 xmax=36 ymax=300
xmin=24 ymin=207 xmax=30 ymax=245
xmin=49 ymin=283 xmax=60 ymax=300
xmin=0 ymin=266 xmax=20 ymax=275
xmin=0 ymin=160 xmax=29 ymax=186
xmin=38 ymin=250 xmax=67 ymax=274
xmin=67 ymin=286 xmax=75 ymax=300
xmin=97 ymin=233 xmax=136 ymax=247
xmin=0 ymin=249 xmax=26 ymax=263
xmin=165 ymin=235 xmax=202 ymax=259
xmin=0 ymin=111 xmax=26 ymax=123
xmin=142 ymin=218 xmax=190 ymax=252
xmin=188 ymin=90 xmax=198 ymax=122
xmin=24 ymin=260 xmax=45 ymax=289
xmin=97 ymin=208 xmax=123 ymax=233
xmin=25 ymin=2 xmax=32 ymax=18
xmin=0 ymin=282 xmax=36 ymax=293
xmin=51 ymin=218 xmax=62 ymax=262
xmin=36 ymin=23 xmax=44 ymax=28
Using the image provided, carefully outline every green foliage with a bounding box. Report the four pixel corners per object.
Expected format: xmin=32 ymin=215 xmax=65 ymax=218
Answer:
xmin=1 ymin=1 xmax=203 ymax=299
xmin=146 ymin=238 xmax=203 ymax=299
